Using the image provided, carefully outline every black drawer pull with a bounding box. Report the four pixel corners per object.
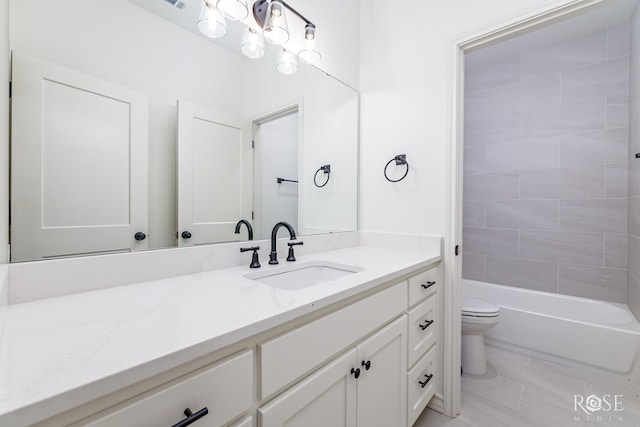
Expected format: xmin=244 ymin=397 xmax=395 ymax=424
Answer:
xmin=421 ymin=281 xmax=435 ymax=290
xmin=361 ymin=360 xmax=371 ymax=370
xmin=419 ymin=374 xmax=433 ymax=388
xmin=419 ymin=320 xmax=434 ymax=330
xmin=171 ymin=407 xmax=209 ymax=427
xmin=351 ymin=367 xmax=361 ymax=379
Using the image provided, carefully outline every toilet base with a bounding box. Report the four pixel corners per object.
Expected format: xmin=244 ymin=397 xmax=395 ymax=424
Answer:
xmin=461 ymin=332 xmax=488 ymax=375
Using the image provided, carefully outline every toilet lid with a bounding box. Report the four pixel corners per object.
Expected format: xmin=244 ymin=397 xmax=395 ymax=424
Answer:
xmin=462 ymin=296 xmax=499 ymax=316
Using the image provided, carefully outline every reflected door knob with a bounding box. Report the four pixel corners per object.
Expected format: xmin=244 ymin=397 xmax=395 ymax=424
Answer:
xmin=134 ymin=232 xmax=146 ymax=241
xmin=181 ymin=231 xmax=192 ymax=239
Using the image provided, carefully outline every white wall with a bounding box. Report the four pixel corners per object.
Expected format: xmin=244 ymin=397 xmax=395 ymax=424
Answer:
xmin=0 ymin=0 xmax=8 ymax=263
xmin=359 ymin=0 xmax=581 ymax=238
xmin=293 ymin=0 xmax=360 ymax=90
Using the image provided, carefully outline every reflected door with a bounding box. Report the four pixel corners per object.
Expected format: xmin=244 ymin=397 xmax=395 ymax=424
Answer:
xmin=254 ymin=111 xmax=299 ymax=240
xmin=11 ymin=53 xmax=149 ymax=262
xmin=177 ymin=101 xmax=245 ymax=247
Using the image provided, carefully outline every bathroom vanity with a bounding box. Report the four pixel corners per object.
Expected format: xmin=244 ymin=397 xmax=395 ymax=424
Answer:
xmin=0 ymin=233 xmax=442 ymax=427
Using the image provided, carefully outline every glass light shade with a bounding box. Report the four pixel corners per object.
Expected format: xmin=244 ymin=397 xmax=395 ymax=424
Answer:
xmin=241 ymin=28 xmax=265 ymax=59
xmin=263 ymin=0 xmax=289 ymax=45
xmin=197 ymin=1 xmax=227 ymax=38
xmin=298 ymin=39 xmax=321 ymax=64
xmin=216 ymin=0 xmax=248 ymax=20
xmin=277 ymin=49 xmax=298 ymax=75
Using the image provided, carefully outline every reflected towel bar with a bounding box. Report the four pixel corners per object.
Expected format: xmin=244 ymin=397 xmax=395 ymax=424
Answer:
xmin=277 ymin=177 xmax=298 ymax=184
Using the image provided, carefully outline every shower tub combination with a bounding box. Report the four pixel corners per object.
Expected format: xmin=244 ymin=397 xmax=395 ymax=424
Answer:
xmin=463 ymin=279 xmax=640 ymax=385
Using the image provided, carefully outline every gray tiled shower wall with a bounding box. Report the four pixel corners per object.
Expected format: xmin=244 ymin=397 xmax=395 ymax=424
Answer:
xmin=462 ymin=22 xmax=632 ymax=303
xmin=629 ymin=5 xmax=640 ymax=319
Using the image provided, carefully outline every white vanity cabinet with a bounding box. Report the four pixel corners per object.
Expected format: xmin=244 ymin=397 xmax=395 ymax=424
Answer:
xmin=259 ymin=316 xmax=407 ymax=427
xmin=24 ymin=259 xmax=442 ymax=427
xmin=258 ymin=282 xmax=407 ymax=400
xmin=71 ymin=350 xmax=253 ymax=427
xmin=405 ymin=266 xmax=439 ymax=426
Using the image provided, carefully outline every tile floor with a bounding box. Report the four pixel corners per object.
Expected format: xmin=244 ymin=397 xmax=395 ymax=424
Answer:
xmin=414 ymin=345 xmax=640 ymax=427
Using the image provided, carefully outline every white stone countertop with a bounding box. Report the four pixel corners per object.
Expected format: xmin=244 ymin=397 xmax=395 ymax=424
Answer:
xmin=0 ymin=245 xmax=440 ymax=426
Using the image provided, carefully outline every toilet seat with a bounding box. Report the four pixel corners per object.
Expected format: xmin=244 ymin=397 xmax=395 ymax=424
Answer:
xmin=461 ymin=296 xmax=499 ymax=317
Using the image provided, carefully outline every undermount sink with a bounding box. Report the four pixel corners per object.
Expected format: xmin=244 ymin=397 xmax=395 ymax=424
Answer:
xmin=245 ymin=261 xmax=363 ymax=291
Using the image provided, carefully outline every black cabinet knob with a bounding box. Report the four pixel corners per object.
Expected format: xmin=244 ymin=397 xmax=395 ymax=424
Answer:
xmin=350 ymin=367 xmax=361 ymax=379
xmin=181 ymin=231 xmax=192 ymax=239
xmin=134 ymin=232 xmax=146 ymax=241
xmin=361 ymin=360 xmax=371 ymax=370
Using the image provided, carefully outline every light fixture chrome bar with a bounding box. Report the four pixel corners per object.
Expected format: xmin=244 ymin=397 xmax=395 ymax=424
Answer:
xmin=253 ymin=0 xmax=314 ymax=29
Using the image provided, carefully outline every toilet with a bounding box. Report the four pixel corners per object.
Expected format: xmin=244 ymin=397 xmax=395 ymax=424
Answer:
xmin=461 ymin=296 xmax=500 ymax=375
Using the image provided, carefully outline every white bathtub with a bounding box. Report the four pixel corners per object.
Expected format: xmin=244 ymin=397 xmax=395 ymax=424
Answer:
xmin=463 ymin=279 xmax=640 ymax=385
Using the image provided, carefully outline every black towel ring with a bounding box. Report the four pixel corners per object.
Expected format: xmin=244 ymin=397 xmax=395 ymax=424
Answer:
xmin=384 ymin=154 xmax=409 ymax=183
xmin=314 ymin=164 xmax=331 ymax=188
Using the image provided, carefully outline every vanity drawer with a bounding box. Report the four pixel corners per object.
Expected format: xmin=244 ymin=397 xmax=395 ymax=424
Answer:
xmin=76 ymin=350 xmax=253 ymax=427
xmin=407 ymin=295 xmax=436 ymax=368
xmin=408 ymin=266 xmax=438 ymax=307
xmin=407 ymin=346 xmax=436 ymax=427
xmin=259 ymin=281 xmax=407 ymax=400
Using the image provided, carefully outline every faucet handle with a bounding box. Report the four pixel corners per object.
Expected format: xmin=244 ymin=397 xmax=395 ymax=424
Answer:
xmin=286 ymin=241 xmax=304 ymax=262
xmin=240 ymin=246 xmax=261 ymax=268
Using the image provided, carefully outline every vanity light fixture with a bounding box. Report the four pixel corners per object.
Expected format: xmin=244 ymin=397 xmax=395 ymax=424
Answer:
xmin=262 ymin=0 xmax=290 ymax=45
xmin=297 ymin=23 xmax=321 ymax=64
xmin=216 ymin=0 xmax=249 ymax=20
xmin=197 ymin=0 xmax=227 ymax=38
xmin=276 ymin=49 xmax=298 ymax=75
xmin=241 ymin=27 xmax=266 ymax=59
xmin=197 ymin=0 xmax=321 ymax=73
xmin=253 ymin=0 xmax=321 ymax=72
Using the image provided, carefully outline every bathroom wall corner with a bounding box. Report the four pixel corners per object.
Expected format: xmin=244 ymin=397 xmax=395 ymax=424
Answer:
xmin=0 ymin=0 xmax=9 ymax=265
xmin=628 ymin=1 xmax=640 ymax=322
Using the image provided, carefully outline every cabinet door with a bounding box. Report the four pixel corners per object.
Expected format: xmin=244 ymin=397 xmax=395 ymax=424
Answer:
xmin=177 ymin=100 xmax=246 ymax=247
xmin=356 ymin=316 xmax=407 ymax=427
xmin=11 ymin=52 xmax=149 ymax=261
xmin=259 ymin=349 xmax=357 ymax=427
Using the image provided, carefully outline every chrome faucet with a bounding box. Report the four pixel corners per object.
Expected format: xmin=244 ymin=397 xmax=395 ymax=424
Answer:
xmin=269 ymin=222 xmax=297 ymax=265
xmin=234 ymin=219 xmax=254 ymax=241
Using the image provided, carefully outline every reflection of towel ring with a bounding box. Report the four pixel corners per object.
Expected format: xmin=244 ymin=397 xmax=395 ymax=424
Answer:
xmin=384 ymin=154 xmax=409 ymax=183
xmin=314 ymin=164 xmax=331 ymax=188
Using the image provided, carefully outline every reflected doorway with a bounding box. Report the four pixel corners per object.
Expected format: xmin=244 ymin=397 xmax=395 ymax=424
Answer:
xmin=253 ymin=107 xmax=300 ymax=240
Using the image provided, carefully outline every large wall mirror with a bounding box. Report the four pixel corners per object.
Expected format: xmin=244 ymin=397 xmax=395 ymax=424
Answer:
xmin=9 ymin=0 xmax=358 ymax=262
